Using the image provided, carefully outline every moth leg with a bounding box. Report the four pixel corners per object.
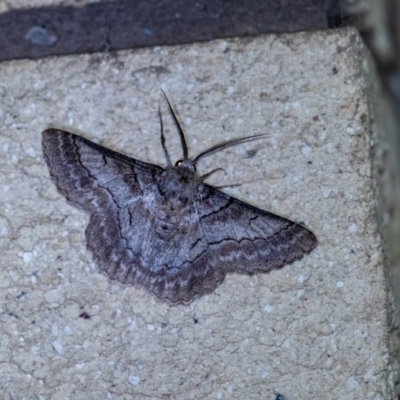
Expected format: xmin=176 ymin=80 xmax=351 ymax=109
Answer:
xmin=200 ymin=168 xmax=226 ymax=181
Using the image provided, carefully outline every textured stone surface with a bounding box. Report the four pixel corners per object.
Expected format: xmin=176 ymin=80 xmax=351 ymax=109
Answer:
xmin=0 ymin=28 xmax=391 ymax=399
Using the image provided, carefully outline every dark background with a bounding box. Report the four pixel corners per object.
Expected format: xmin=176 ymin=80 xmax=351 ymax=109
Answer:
xmin=0 ymin=0 xmax=355 ymax=60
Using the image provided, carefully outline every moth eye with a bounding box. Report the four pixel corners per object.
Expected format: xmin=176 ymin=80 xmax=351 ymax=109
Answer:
xmin=175 ymin=160 xmax=183 ymax=167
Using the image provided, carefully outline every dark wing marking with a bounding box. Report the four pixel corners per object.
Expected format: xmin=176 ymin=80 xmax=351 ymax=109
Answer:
xmin=42 ymin=129 xmax=163 ymax=213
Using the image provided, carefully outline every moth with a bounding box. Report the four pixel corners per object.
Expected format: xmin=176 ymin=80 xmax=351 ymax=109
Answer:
xmin=42 ymin=95 xmax=317 ymax=304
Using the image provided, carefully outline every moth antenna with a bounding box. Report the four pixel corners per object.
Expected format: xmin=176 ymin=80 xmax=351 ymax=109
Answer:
xmin=158 ymin=107 xmax=172 ymax=167
xmin=193 ymin=134 xmax=268 ymax=164
xmin=161 ymin=89 xmax=189 ymax=160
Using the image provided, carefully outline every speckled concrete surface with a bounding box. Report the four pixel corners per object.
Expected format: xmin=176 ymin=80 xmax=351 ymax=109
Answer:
xmin=0 ymin=28 xmax=391 ymax=399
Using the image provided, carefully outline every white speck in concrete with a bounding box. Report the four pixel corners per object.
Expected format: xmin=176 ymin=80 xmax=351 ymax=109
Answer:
xmin=26 ymin=147 xmax=36 ymax=157
xmin=3 ymin=185 xmax=10 ymax=192
xmin=337 ymin=281 xmax=344 ymax=288
xmin=227 ymin=86 xmax=235 ymax=95
xmin=3 ymin=143 xmax=9 ymax=152
xmin=261 ymin=371 xmax=268 ymax=379
xmin=51 ymin=322 xmax=58 ymax=336
xmin=263 ymin=304 xmax=273 ymax=313
xmin=68 ymin=111 xmax=74 ymax=126
xmin=64 ymin=326 xmax=72 ymax=335
xmin=301 ymin=145 xmax=312 ymax=155
xmin=147 ymin=324 xmax=155 ymax=331
xmin=9 ymin=269 xmax=18 ymax=280
xmin=56 ymin=271 xmax=65 ymax=279
xmin=128 ymin=375 xmax=140 ymax=385
xmin=347 ymin=376 xmax=359 ymax=390
xmin=348 ymin=223 xmax=358 ymax=233
xmin=22 ymin=252 xmax=32 ymax=263
xmin=128 ymin=319 xmax=136 ymax=331
xmin=31 ymin=345 xmax=40 ymax=354
xmin=297 ymin=275 xmax=304 ymax=283
xmin=321 ymin=186 xmax=332 ymax=198
xmin=184 ymin=117 xmax=192 ymax=125
xmin=363 ymin=368 xmax=374 ymax=382
xmin=347 ymin=126 xmax=355 ymax=135
xmin=52 ymin=340 xmax=64 ymax=356
xmin=218 ymin=41 xmax=228 ymax=51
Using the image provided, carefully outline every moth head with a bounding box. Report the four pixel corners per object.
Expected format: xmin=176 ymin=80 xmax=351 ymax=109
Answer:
xmin=175 ymin=159 xmax=196 ymax=173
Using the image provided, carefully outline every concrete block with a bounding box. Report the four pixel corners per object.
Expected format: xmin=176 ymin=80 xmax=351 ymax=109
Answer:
xmin=0 ymin=27 xmax=391 ymax=399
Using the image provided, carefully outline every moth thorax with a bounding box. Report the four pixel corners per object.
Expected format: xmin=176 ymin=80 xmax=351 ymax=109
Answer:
xmin=158 ymin=166 xmax=196 ymax=206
